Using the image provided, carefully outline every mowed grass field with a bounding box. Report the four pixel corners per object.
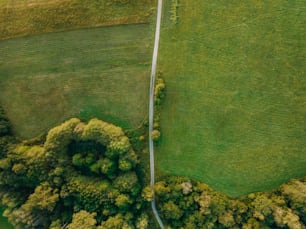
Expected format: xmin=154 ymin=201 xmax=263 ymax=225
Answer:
xmin=0 ymin=24 xmax=152 ymax=138
xmin=157 ymin=0 xmax=306 ymax=197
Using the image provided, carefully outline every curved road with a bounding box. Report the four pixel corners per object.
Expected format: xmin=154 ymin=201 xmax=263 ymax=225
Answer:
xmin=148 ymin=0 xmax=164 ymax=228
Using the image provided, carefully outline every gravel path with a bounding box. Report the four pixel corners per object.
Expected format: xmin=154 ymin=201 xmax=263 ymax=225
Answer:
xmin=148 ymin=0 xmax=164 ymax=228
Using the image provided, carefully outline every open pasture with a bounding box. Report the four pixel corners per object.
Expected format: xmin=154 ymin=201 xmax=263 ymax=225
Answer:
xmin=157 ymin=0 xmax=306 ymax=197
xmin=0 ymin=24 xmax=152 ymax=138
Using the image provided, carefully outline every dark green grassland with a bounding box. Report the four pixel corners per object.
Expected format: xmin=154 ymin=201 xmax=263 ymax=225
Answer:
xmin=157 ymin=0 xmax=306 ymax=197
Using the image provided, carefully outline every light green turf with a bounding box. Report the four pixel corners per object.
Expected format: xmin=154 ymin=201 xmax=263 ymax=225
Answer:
xmin=157 ymin=0 xmax=306 ymax=197
xmin=0 ymin=24 xmax=152 ymax=138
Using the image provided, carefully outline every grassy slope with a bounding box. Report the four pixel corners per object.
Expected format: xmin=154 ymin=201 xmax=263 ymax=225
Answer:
xmin=157 ymin=0 xmax=306 ymax=197
xmin=0 ymin=0 xmax=155 ymax=40
xmin=0 ymin=24 xmax=152 ymax=138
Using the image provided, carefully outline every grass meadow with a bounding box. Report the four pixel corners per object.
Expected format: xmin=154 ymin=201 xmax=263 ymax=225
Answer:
xmin=0 ymin=24 xmax=153 ymax=138
xmin=157 ymin=0 xmax=306 ymax=197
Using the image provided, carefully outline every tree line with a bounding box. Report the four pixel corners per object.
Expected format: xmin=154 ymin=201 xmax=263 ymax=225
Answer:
xmin=147 ymin=176 xmax=306 ymax=228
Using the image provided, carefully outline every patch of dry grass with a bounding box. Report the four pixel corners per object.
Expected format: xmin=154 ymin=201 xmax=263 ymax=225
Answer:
xmin=0 ymin=0 xmax=155 ymax=40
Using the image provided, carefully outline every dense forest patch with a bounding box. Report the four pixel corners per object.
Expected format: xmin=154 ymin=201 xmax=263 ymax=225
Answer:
xmin=0 ymin=118 xmax=149 ymax=228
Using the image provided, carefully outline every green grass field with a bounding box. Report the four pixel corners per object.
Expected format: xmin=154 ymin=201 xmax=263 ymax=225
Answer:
xmin=0 ymin=24 xmax=152 ymax=138
xmin=157 ymin=0 xmax=306 ymax=197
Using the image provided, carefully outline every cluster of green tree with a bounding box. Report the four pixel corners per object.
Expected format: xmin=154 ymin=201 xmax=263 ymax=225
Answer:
xmin=149 ymin=176 xmax=306 ymax=229
xmin=151 ymin=74 xmax=166 ymax=143
xmin=0 ymin=106 xmax=14 ymax=175
xmin=0 ymin=118 xmax=150 ymax=228
xmin=0 ymin=107 xmax=11 ymax=137
xmin=154 ymin=74 xmax=166 ymax=107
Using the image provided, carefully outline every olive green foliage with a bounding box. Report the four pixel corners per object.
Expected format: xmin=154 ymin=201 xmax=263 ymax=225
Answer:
xmin=0 ymin=0 xmax=155 ymax=40
xmin=151 ymin=130 xmax=161 ymax=143
xmin=0 ymin=107 xmax=10 ymax=137
xmin=0 ymin=106 xmax=15 ymax=185
xmin=151 ymin=75 xmax=166 ymax=143
xmin=280 ymin=178 xmax=306 ymax=225
xmin=0 ymin=107 xmax=14 ymax=228
xmin=154 ymin=76 xmax=166 ymax=107
xmin=0 ymin=118 xmax=148 ymax=228
xmin=67 ymin=210 xmax=97 ymax=229
xmin=152 ymin=176 xmax=306 ymax=229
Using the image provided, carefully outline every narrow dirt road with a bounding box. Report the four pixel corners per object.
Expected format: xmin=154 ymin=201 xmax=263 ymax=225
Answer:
xmin=148 ymin=0 xmax=164 ymax=228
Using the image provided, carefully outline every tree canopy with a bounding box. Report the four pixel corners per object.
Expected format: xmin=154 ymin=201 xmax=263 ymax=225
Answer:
xmin=0 ymin=107 xmax=11 ymax=137
xmin=0 ymin=118 xmax=148 ymax=228
xmin=152 ymin=176 xmax=306 ymax=229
